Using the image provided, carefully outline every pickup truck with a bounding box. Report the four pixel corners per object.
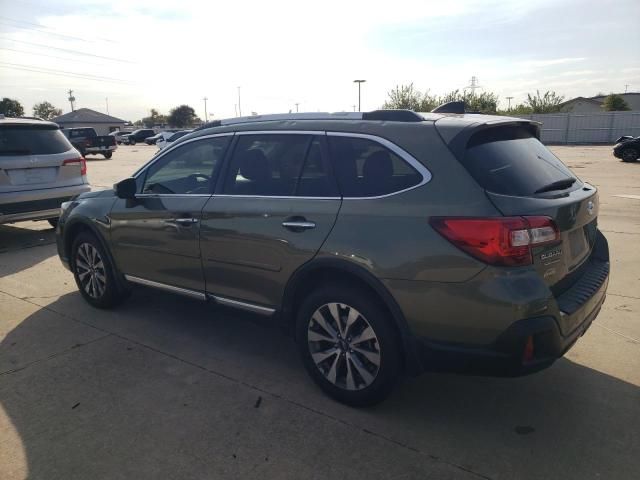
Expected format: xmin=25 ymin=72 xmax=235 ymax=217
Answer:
xmin=62 ymin=127 xmax=117 ymax=159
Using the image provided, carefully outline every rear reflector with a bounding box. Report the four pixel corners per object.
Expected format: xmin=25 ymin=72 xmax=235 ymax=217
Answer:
xmin=430 ymin=216 xmax=559 ymax=267
xmin=522 ymin=336 xmax=535 ymax=363
xmin=62 ymin=157 xmax=87 ymax=176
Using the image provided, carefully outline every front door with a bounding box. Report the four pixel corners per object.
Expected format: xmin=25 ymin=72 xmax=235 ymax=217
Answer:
xmin=110 ymin=135 xmax=232 ymax=292
xmin=200 ymin=132 xmax=341 ymax=307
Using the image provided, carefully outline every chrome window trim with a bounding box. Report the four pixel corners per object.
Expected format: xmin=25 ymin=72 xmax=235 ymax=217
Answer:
xmin=131 ymin=132 xmax=235 ymax=180
xmin=124 ymin=275 xmax=206 ymax=300
xmin=326 ymin=131 xmax=432 ymax=200
xmin=134 ymin=193 xmax=212 ymax=198
xmin=208 ymin=294 xmax=276 ymax=315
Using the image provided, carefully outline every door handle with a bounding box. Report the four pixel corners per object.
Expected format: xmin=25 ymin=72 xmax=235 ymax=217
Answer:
xmin=282 ymin=219 xmax=316 ymax=231
xmin=173 ymin=217 xmax=199 ymax=226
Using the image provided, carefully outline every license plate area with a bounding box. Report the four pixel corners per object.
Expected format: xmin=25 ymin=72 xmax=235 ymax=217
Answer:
xmin=7 ymin=167 xmax=57 ymax=185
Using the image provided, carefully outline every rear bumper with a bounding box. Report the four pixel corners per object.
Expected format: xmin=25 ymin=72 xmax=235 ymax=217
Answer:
xmin=414 ymin=261 xmax=609 ymax=377
xmin=0 ymin=185 xmax=89 ymax=224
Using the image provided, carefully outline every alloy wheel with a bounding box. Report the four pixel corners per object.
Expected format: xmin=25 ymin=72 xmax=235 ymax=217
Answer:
xmin=307 ymin=303 xmax=381 ymax=391
xmin=75 ymin=243 xmax=107 ymax=299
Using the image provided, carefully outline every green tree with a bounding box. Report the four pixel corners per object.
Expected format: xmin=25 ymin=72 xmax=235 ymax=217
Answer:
xmin=141 ymin=108 xmax=168 ymax=127
xmin=33 ymin=101 xmax=62 ymax=120
xmin=0 ymin=97 xmax=25 ymax=117
xmin=382 ymin=85 xmax=498 ymax=114
xmin=167 ymin=105 xmax=197 ymax=128
xmin=382 ymin=83 xmax=423 ymax=110
xmin=525 ymin=90 xmax=564 ymax=113
xmin=602 ymin=94 xmax=630 ymax=111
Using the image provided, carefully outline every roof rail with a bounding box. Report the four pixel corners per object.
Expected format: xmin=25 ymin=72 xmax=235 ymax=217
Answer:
xmin=195 ymin=109 xmax=427 ymax=130
xmin=431 ymin=101 xmax=465 ymax=114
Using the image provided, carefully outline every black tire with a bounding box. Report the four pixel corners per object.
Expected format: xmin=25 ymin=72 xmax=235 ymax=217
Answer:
xmin=71 ymin=232 xmax=128 ymax=309
xmin=621 ymin=148 xmax=639 ymax=163
xmin=129 ymin=139 xmax=136 ymax=146
xmin=295 ymin=284 xmax=402 ymax=406
xmin=103 ymin=151 xmax=113 ymax=159
xmin=47 ymin=217 xmax=59 ymax=228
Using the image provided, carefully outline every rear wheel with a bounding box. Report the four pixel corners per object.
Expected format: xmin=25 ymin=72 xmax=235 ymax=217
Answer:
xmin=621 ymin=147 xmax=639 ymax=162
xmin=71 ymin=232 xmax=128 ymax=309
xmin=296 ymin=284 xmax=402 ymax=406
xmin=103 ymin=151 xmax=113 ymax=159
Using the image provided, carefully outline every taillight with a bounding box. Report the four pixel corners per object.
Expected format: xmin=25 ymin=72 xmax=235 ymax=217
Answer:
xmin=430 ymin=216 xmax=559 ymax=267
xmin=63 ymin=157 xmax=87 ymax=176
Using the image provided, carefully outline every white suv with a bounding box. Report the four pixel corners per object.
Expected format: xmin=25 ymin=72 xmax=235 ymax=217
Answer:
xmin=0 ymin=116 xmax=90 ymax=227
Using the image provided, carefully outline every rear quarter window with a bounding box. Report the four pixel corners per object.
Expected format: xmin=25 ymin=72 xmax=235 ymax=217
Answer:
xmin=462 ymin=126 xmax=579 ymax=196
xmin=0 ymin=125 xmax=74 ymax=156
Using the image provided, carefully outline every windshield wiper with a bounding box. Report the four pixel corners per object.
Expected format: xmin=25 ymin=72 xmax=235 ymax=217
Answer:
xmin=534 ymin=178 xmax=576 ymax=194
xmin=0 ymin=149 xmax=32 ymax=155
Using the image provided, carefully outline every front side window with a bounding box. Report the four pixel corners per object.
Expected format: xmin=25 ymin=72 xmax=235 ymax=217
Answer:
xmin=142 ymin=136 xmax=230 ymax=195
xmin=327 ymin=136 xmax=422 ymax=197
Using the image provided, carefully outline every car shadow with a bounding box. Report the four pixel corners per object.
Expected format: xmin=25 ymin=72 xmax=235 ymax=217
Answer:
xmin=0 ymin=223 xmax=57 ymax=278
xmin=0 ymin=290 xmax=638 ymax=479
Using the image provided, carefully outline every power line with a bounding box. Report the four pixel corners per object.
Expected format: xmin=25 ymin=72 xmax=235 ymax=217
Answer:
xmin=0 ymin=15 xmax=119 ymax=45
xmin=0 ymin=36 xmax=135 ymax=64
xmin=0 ymin=46 xmax=106 ymax=66
xmin=0 ymin=62 xmax=136 ymax=85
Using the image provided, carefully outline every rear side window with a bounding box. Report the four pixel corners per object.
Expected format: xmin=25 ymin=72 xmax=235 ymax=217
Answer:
xmin=0 ymin=125 xmax=73 ymax=156
xmin=462 ymin=126 xmax=579 ymax=196
xmin=223 ymin=134 xmax=338 ymax=197
xmin=327 ymin=136 xmax=422 ymax=197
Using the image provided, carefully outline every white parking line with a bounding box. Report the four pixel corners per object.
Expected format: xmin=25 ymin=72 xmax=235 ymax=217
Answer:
xmin=613 ymin=194 xmax=640 ymax=200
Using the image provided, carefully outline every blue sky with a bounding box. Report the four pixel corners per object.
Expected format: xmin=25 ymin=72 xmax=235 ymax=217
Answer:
xmin=0 ymin=0 xmax=638 ymax=121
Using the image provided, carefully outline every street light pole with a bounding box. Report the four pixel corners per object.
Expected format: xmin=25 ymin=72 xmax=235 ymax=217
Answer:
xmin=353 ymin=80 xmax=366 ymax=112
xmin=203 ymin=97 xmax=208 ymax=122
xmin=237 ymin=86 xmax=242 ymax=117
xmin=506 ymin=96 xmax=513 ymax=111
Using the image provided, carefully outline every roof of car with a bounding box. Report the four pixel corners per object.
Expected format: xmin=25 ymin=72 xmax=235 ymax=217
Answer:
xmin=0 ymin=116 xmax=59 ymax=127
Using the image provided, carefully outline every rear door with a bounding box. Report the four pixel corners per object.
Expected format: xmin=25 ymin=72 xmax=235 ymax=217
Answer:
xmin=0 ymin=123 xmax=85 ymax=194
xmin=457 ymin=125 xmax=601 ymax=332
xmin=200 ymin=132 xmax=341 ymax=308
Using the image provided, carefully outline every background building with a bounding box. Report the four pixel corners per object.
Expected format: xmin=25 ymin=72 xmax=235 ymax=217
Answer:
xmin=51 ymin=108 xmax=127 ymax=135
xmin=559 ymin=93 xmax=640 ymax=113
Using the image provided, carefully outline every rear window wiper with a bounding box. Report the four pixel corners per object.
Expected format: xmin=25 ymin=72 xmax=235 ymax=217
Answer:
xmin=534 ymin=178 xmax=576 ymax=194
xmin=0 ymin=149 xmax=32 ymax=155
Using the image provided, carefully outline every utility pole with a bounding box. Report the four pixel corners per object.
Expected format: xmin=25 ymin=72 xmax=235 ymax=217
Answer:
xmin=506 ymin=96 xmax=514 ymax=111
xmin=105 ymin=97 xmax=109 ymax=115
xmin=237 ymin=86 xmax=242 ymax=117
xmin=67 ymin=89 xmax=75 ymax=111
xmin=624 ymin=84 xmax=630 ymax=93
xmin=203 ymin=97 xmax=208 ymax=122
xmin=295 ymin=103 xmax=299 ymax=113
xmin=353 ymin=80 xmax=366 ymax=111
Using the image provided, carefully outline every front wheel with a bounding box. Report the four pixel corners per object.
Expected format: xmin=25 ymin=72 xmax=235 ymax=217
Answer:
xmin=103 ymin=151 xmax=113 ymax=159
xmin=129 ymin=139 xmax=136 ymax=146
xmin=621 ymin=148 xmax=639 ymax=162
xmin=296 ymin=284 xmax=402 ymax=406
xmin=71 ymin=232 xmax=128 ymax=309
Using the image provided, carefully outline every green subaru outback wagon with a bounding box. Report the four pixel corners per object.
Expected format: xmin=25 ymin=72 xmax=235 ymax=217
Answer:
xmin=56 ymin=109 xmax=609 ymax=406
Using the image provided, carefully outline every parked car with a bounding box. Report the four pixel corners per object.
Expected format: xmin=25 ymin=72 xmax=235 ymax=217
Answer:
xmin=156 ymin=129 xmax=193 ymax=150
xmin=144 ymin=133 xmax=163 ymax=145
xmin=55 ymin=109 xmax=609 ymax=406
xmin=1 ymin=115 xmax=90 ymax=227
xmin=109 ymin=130 xmax=130 ymax=145
xmin=122 ymin=129 xmax=155 ymax=145
xmin=613 ymin=135 xmax=640 ymax=162
xmin=62 ymin=127 xmax=117 ymax=159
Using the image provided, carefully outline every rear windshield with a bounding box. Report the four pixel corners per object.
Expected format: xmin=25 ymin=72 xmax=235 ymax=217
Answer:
xmin=0 ymin=125 xmax=73 ymax=156
xmin=462 ymin=126 xmax=579 ymax=196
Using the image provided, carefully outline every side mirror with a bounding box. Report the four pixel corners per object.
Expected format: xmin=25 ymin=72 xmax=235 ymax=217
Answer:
xmin=114 ymin=177 xmax=137 ymax=199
